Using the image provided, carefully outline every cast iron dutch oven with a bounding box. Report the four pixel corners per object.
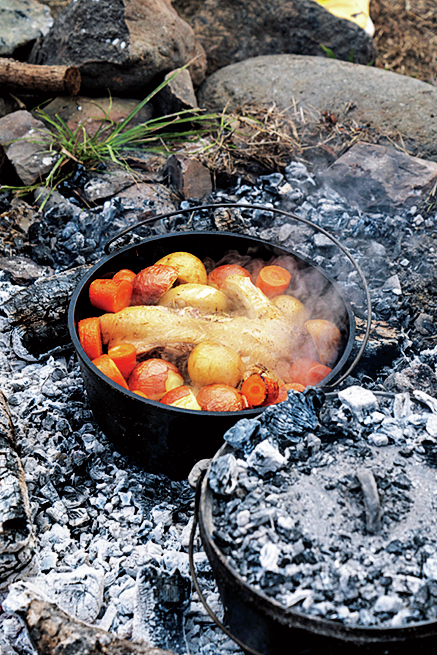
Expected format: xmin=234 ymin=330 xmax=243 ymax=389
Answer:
xmin=68 ymin=203 xmax=370 ymax=479
xmin=191 ymin=441 xmax=437 ymax=655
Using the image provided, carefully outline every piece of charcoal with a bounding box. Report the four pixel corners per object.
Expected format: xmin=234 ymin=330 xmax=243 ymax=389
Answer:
xmin=208 ymin=454 xmax=239 ymax=495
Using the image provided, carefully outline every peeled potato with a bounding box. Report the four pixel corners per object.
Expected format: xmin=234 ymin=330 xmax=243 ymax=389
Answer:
xmin=272 ymin=295 xmax=308 ymax=326
xmin=304 ymin=319 xmax=341 ymax=367
xmin=188 ymin=341 xmax=244 ymax=388
xmin=154 ymin=251 xmax=207 ymax=285
xmin=158 ymin=283 xmax=229 ymax=313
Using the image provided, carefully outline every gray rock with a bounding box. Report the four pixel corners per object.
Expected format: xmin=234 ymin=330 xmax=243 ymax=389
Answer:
xmin=0 ymin=110 xmax=56 ymax=186
xmin=188 ymin=0 xmax=375 ymax=74
xmin=155 ymin=67 xmax=198 ymax=115
xmin=198 ymin=55 xmax=437 ymax=162
xmin=320 ymin=143 xmax=437 ymax=213
xmin=116 ymin=182 xmax=178 ymax=220
xmin=30 ymin=0 xmax=206 ymax=96
xmin=167 ymin=154 xmax=212 ymax=200
xmin=0 ymin=0 xmax=53 ymax=57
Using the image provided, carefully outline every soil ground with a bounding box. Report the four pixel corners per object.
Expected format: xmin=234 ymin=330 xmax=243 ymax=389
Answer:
xmin=40 ymin=0 xmax=436 ymax=88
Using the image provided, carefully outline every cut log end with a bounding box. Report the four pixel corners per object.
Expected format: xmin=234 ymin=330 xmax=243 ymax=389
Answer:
xmin=64 ymin=66 xmax=81 ymax=96
xmin=0 ymin=58 xmax=81 ymax=96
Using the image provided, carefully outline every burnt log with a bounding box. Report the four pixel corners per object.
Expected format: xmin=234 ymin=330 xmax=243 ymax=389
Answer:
xmin=0 ymin=58 xmax=81 ymax=96
xmin=0 ymin=392 xmax=38 ymax=588
xmin=1 ymin=264 xmax=92 ymax=356
xmin=10 ymin=592 xmax=175 ymax=655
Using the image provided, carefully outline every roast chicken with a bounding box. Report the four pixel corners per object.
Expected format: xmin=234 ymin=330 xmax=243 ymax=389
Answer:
xmin=99 ymin=275 xmax=309 ymax=381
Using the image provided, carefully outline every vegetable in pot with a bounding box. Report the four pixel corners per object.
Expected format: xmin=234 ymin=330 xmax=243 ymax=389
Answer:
xmin=89 ymin=278 xmax=133 ymax=313
xmin=154 ymin=251 xmax=207 ymax=285
xmin=289 ymin=358 xmax=332 ymax=387
xmin=158 ymin=284 xmax=229 ymax=313
xmin=78 ymin=316 xmax=103 ymax=360
xmin=128 ymin=358 xmax=184 ymax=400
xmin=161 ymin=386 xmax=201 ymax=410
xmin=208 ymin=264 xmax=251 ymax=289
xmin=108 ymin=342 xmax=137 ymax=379
xmin=188 ymin=341 xmax=244 ymax=388
xmin=92 ymin=354 xmax=129 ymax=389
xmin=240 ymin=373 xmax=279 ymax=407
xmin=131 ymin=265 xmax=178 ymax=306
xmin=255 ymin=265 xmax=292 ymax=297
xmin=196 ymin=384 xmax=248 ymax=412
xmin=305 ymin=319 xmax=341 ymax=367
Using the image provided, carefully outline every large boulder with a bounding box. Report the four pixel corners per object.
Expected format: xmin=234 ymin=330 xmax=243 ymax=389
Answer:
xmin=198 ymin=55 xmax=437 ymax=162
xmin=175 ymin=0 xmax=375 ymax=74
xmin=0 ymin=0 xmax=53 ymax=57
xmin=30 ymin=0 xmax=206 ymax=97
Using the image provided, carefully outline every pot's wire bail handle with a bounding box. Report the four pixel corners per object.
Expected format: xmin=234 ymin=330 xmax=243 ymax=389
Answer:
xmin=188 ymin=468 xmax=264 ymax=655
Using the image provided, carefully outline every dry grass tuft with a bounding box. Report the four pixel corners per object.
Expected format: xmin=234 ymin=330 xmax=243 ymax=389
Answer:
xmin=185 ymin=101 xmax=414 ymax=180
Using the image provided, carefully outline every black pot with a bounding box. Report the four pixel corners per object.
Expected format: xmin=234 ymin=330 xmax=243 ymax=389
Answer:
xmin=68 ymin=227 xmax=358 ymax=479
xmin=194 ymin=444 xmax=437 ymax=655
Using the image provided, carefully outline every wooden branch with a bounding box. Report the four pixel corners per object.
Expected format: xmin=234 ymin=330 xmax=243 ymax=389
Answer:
xmin=0 ymin=392 xmax=38 ymax=588
xmin=21 ymin=596 xmax=175 ymax=655
xmin=0 ymin=58 xmax=81 ymax=96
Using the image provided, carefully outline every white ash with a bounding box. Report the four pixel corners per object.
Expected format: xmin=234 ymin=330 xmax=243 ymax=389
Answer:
xmin=208 ymin=388 xmax=437 ymax=628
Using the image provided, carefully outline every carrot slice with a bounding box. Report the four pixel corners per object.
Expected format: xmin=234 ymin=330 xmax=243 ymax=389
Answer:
xmin=89 ymin=278 xmax=133 ymax=313
xmin=289 ymin=358 xmax=332 ymax=387
xmin=108 ymin=342 xmax=137 ymax=378
xmin=208 ymin=264 xmax=251 ymax=289
xmin=113 ymin=268 xmax=136 ymax=284
xmin=255 ymin=265 xmax=291 ymax=297
xmin=241 ymin=373 xmax=279 ymax=408
xmin=92 ymin=354 xmax=129 ymax=389
xmin=78 ymin=317 xmax=103 ymax=360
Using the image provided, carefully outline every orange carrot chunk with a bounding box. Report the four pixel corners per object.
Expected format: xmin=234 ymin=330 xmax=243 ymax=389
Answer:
xmin=113 ymin=268 xmax=136 ymax=284
xmin=92 ymin=354 xmax=129 ymax=389
xmin=78 ymin=317 xmax=103 ymax=361
xmin=289 ymin=358 xmax=332 ymax=387
xmin=89 ymin=278 xmax=133 ymax=313
xmin=241 ymin=373 xmax=279 ymax=408
xmin=108 ymin=342 xmax=137 ymax=378
xmin=255 ymin=265 xmax=291 ymax=297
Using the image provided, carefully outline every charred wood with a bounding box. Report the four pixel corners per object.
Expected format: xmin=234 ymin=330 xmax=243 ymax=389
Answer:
xmin=0 ymin=59 xmax=81 ymax=96
xmin=1 ymin=264 xmax=92 ymax=356
xmin=16 ymin=594 xmax=175 ymax=655
xmin=0 ymin=392 xmax=38 ymax=588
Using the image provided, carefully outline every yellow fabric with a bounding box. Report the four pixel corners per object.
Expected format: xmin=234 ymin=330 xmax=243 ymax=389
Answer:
xmin=315 ymin=0 xmax=372 ymax=32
